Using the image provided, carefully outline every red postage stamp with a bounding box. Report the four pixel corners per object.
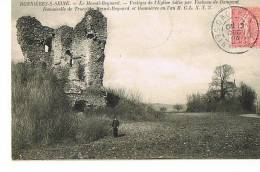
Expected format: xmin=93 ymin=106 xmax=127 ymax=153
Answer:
xmin=247 ymin=7 xmax=260 ymax=47
xmin=212 ymin=6 xmax=260 ymax=53
xmin=231 ymin=7 xmax=259 ymax=48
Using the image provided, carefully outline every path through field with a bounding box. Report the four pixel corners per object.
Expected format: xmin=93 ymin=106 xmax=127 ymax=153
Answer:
xmin=240 ymin=114 xmax=260 ymax=119
xmin=20 ymin=113 xmax=260 ymax=159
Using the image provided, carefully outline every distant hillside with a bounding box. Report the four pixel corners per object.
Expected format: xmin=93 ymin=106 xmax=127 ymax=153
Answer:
xmin=149 ymin=103 xmax=187 ymax=112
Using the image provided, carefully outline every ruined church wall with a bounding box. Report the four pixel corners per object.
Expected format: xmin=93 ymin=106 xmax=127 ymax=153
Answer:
xmin=72 ymin=10 xmax=107 ymax=88
xmin=16 ymin=10 xmax=108 ymax=109
xmin=88 ymin=39 xmax=106 ymax=86
xmin=16 ymin=16 xmax=54 ymax=66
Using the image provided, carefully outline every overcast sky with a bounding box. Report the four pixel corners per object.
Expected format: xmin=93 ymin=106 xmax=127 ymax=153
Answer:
xmin=12 ymin=0 xmax=260 ymax=104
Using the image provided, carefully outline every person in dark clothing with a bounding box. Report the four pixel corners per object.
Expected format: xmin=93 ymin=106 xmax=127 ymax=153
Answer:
xmin=112 ymin=117 xmax=120 ymax=137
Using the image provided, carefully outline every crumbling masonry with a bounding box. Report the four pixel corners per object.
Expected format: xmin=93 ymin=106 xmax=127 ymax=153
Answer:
xmin=16 ymin=10 xmax=107 ymax=110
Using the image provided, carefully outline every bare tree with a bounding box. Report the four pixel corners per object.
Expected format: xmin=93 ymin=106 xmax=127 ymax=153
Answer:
xmin=209 ymin=64 xmax=235 ymax=100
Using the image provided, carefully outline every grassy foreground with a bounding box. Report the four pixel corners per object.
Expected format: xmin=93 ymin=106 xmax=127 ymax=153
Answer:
xmin=18 ymin=113 xmax=260 ymax=159
xmin=12 ymin=63 xmax=163 ymax=159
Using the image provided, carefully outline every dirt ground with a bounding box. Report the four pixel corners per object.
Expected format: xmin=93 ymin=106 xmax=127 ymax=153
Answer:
xmin=19 ymin=113 xmax=260 ymax=159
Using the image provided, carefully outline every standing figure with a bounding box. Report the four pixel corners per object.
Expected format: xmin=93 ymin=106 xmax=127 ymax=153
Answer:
xmin=112 ymin=117 xmax=120 ymax=137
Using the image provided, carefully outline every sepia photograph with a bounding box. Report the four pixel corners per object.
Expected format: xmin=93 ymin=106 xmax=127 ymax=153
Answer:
xmin=10 ymin=0 xmax=260 ymax=160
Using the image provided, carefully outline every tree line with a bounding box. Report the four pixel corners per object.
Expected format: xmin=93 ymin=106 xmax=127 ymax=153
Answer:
xmin=186 ymin=64 xmax=257 ymax=113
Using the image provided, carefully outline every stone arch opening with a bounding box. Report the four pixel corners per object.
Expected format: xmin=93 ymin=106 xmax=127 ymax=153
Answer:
xmin=44 ymin=35 xmax=54 ymax=53
xmin=106 ymin=92 xmax=120 ymax=108
xmin=73 ymin=100 xmax=86 ymax=112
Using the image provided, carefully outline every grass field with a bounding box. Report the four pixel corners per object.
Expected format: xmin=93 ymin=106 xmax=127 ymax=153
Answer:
xmin=18 ymin=113 xmax=260 ymax=159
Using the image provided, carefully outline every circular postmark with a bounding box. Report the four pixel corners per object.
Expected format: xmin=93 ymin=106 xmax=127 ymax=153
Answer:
xmin=211 ymin=6 xmax=259 ymax=54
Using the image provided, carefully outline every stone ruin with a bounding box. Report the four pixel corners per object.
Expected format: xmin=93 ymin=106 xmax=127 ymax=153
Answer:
xmin=16 ymin=10 xmax=107 ymax=110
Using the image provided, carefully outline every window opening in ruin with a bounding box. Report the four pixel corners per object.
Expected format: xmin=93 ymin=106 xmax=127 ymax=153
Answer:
xmin=44 ymin=36 xmax=53 ymax=52
xmin=66 ymin=50 xmax=73 ymax=67
xmin=74 ymin=100 xmax=86 ymax=112
xmin=44 ymin=45 xmax=49 ymax=52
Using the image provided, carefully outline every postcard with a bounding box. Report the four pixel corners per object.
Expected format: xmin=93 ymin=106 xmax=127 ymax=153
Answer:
xmin=11 ymin=0 xmax=260 ymax=159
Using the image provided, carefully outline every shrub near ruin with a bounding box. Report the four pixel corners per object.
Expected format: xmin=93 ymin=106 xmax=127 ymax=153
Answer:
xmin=12 ymin=63 xmax=73 ymax=157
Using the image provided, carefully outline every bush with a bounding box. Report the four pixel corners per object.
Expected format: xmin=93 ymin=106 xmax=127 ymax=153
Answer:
xmin=12 ymin=63 xmax=74 ymax=158
xmin=92 ymin=88 xmax=164 ymax=121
